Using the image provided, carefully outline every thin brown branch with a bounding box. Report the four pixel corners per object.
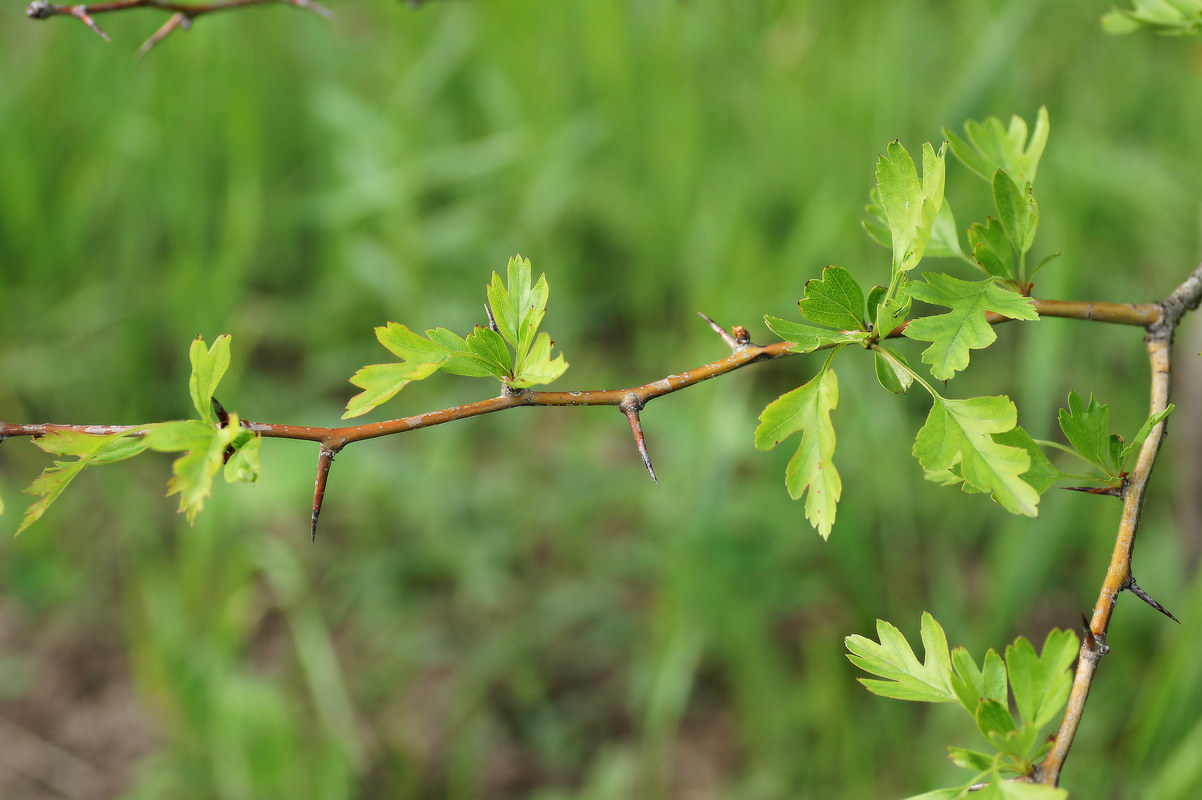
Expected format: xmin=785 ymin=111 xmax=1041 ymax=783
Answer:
xmin=26 ymin=0 xmax=330 ymax=55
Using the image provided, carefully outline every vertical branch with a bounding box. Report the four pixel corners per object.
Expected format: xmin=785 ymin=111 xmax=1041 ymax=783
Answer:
xmin=1037 ymin=334 xmax=1174 ymax=785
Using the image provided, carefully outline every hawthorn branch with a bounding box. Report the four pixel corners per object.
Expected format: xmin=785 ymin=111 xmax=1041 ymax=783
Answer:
xmin=1034 ymin=261 xmax=1202 ymax=787
xmin=26 ymin=0 xmax=331 ymax=56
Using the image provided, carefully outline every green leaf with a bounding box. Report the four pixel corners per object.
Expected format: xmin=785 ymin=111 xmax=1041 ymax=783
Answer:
xmin=509 ymin=331 xmax=569 ymax=388
xmin=755 ymin=367 xmax=841 ymax=538
xmin=968 ymin=218 xmax=1015 ymax=280
xmin=913 ymin=394 xmax=1040 ymax=516
xmin=948 ymin=747 xmax=997 ymax=772
xmin=798 ymin=265 xmax=867 ymax=330
xmin=943 ymin=108 xmax=1050 ymax=185
xmin=1057 ymin=391 xmax=1116 ymax=474
xmin=425 ymin=327 xmax=506 ymax=378
xmin=875 ymin=140 xmax=947 ymax=274
xmin=904 ymin=274 xmax=1038 ymax=380
xmin=1006 ymin=629 xmax=1078 ymax=730
xmin=343 ymin=361 xmax=446 ymax=419
xmin=224 ymin=432 xmax=261 ymax=484
xmin=874 ymin=346 xmax=914 ymax=395
xmin=845 ymin=612 xmax=956 ymax=702
xmin=464 ymin=325 xmax=514 ymax=378
xmin=164 ymin=419 xmax=244 ymax=524
xmin=976 ymin=697 xmax=1017 ymax=740
xmin=950 ymin=646 xmax=1008 ymax=713
xmin=18 ymin=432 xmax=149 ymax=535
xmin=376 ymin=321 xmax=452 ymax=363
xmin=869 ymin=283 xmax=912 ymax=337
xmin=188 ymin=335 xmax=232 ymax=425
xmin=1121 ymin=404 xmax=1174 ymax=466
xmin=486 ymin=255 xmax=563 ymax=381
xmin=993 ymin=171 xmax=1039 ymax=255
xmin=903 ymin=788 xmax=974 ymax=800
xmin=990 ymin=782 xmax=1068 ymax=800
xmin=993 ymin=427 xmax=1065 ymax=494
xmin=764 ymin=316 xmax=868 ymax=353
xmin=927 ymin=201 xmax=967 ymax=261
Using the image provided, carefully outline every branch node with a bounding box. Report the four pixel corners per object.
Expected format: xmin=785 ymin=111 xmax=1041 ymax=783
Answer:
xmin=619 ymin=395 xmax=658 ymax=485
xmin=1123 ymin=576 xmax=1181 ymax=624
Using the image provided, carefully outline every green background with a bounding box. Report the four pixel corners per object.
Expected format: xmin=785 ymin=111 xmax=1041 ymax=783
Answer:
xmin=2 ymin=1 xmax=1201 ymax=798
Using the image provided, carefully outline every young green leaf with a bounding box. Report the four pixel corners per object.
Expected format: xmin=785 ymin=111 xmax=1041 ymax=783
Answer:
xmin=1006 ymin=629 xmax=1078 ymax=730
xmin=876 ymin=140 xmax=947 ymax=274
xmin=18 ymin=433 xmax=150 ymax=535
xmin=1121 ymin=404 xmax=1174 ymax=466
xmin=913 ymin=394 xmax=1040 ymax=516
xmin=874 ymin=346 xmax=914 ymax=395
xmin=343 ymin=361 xmax=447 ymax=419
xmin=162 ymin=416 xmax=246 ymax=524
xmin=463 ymin=325 xmax=514 ymax=378
xmin=943 ymin=107 xmax=1050 ymax=186
xmin=950 ymin=646 xmax=1008 ymax=713
xmin=967 ymin=218 xmax=1014 ymax=280
xmin=798 ymin=265 xmax=867 ymax=330
xmin=189 ymin=334 xmax=232 ymax=425
xmin=903 ymin=274 xmax=1038 ymax=380
xmin=993 ymin=427 xmax=1065 ymax=494
xmin=1057 ymin=391 xmax=1117 ymax=475
xmin=764 ymin=317 xmax=868 ymax=353
xmin=755 ymin=367 xmax=841 ymax=538
xmin=508 ymin=331 xmax=569 ymax=388
xmin=993 ymin=171 xmax=1039 ymax=255
xmin=845 ymin=612 xmax=956 ymax=703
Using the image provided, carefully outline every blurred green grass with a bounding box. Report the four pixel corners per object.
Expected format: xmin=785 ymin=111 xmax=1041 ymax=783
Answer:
xmin=1 ymin=1 xmax=1201 ymax=798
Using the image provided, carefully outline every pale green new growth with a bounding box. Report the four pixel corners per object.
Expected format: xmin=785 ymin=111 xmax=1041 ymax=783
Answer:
xmin=876 ymin=141 xmax=947 ymax=275
xmin=849 ymin=613 xmax=1076 ymax=799
xmin=1103 ymin=0 xmax=1202 ymax=35
xmin=943 ymin=108 xmax=1050 ymax=186
xmin=344 ymin=255 xmax=568 ymax=419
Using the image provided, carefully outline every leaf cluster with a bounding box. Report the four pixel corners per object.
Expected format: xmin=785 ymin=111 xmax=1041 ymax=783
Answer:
xmin=12 ymin=335 xmax=260 ymax=534
xmin=343 ymin=255 xmax=568 ymax=419
xmin=846 ymin=613 xmax=1077 ymax=799
xmin=759 ymin=113 xmax=1060 ymax=538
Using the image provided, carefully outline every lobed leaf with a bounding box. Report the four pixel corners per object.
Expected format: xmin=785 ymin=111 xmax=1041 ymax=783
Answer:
xmin=943 ymin=107 xmax=1050 ymax=186
xmin=1057 ymin=391 xmax=1117 ymax=475
xmin=18 ymin=432 xmax=149 ymax=535
xmin=992 ymin=171 xmax=1039 ymax=256
xmin=967 ymin=217 xmax=1014 ymax=280
xmin=755 ymin=367 xmax=841 ymax=538
xmin=1006 ymin=629 xmax=1078 ymax=730
xmin=903 ymin=274 xmax=1038 ymax=380
xmin=798 ymin=265 xmax=867 ymax=330
xmin=913 ymin=394 xmax=1040 ymax=516
xmin=764 ymin=316 xmax=868 ymax=353
xmin=508 ymin=332 xmax=569 ymax=388
xmin=950 ymin=646 xmax=1008 ymax=713
xmin=845 ymin=612 xmax=956 ymax=703
xmin=875 ymin=141 xmax=947 ymax=274
xmin=188 ymin=335 xmax=232 ymax=425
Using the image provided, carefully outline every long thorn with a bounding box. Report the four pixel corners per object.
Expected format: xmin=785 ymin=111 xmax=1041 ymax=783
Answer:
xmin=620 ymin=397 xmax=658 ymax=485
xmin=1124 ymin=576 xmax=1180 ymax=623
xmin=311 ymin=446 xmax=335 ymax=544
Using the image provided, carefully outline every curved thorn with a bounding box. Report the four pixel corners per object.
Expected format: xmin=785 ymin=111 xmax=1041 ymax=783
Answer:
xmin=311 ymin=446 xmax=336 ymax=544
xmin=698 ymin=311 xmax=740 ymax=351
xmin=1063 ymin=484 xmax=1123 ymax=498
xmin=1124 ymin=576 xmax=1180 ymax=624
xmin=136 ymin=12 xmax=186 ymax=58
xmin=620 ymin=397 xmax=657 ymax=485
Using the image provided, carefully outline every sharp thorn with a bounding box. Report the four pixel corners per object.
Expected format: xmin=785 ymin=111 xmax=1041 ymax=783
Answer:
xmin=1124 ymin=577 xmax=1180 ymax=624
xmin=1063 ymin=484 xmax=1123 ymax=498
xmin=620 ymin=399 xmax=658 ymax=485
xmin=484 ymin=302 xmax=499 ymax=333
xmin=697 ymin=311 xmax=740 ymax=351
xmin=311 ymin=447 xmax=336 ymax=545
xmin=1081 ymin=613 xmax=1109 ymax=655
xmin=292 ymin=0 xmax=335 ymax=18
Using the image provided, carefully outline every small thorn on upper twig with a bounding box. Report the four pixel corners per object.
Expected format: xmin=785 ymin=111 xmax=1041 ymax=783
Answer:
xmin=1063 ymin=484 xmax=1124 ymax=498
xmin=620 ymin=397 xmax=658 ymax=485
xmin=136 ymin=12 xmax=187 ymax=57
xmin=70 ymin=7 xmax=111 ymax=41
xmin=1081 ymin=614 xmax=1109 ymax=655
xmin=484 ymin=302 xmax=499 ymax=333
xmin=1124 ymin=576 xmax=1181 ymax=624
xmin=698 ymin=311 xmax=746 ymax=352
xmin=291 ymin=0 xmax=334 ymax=18
xmin=311 ymin=446 xmax=336 ymax=544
